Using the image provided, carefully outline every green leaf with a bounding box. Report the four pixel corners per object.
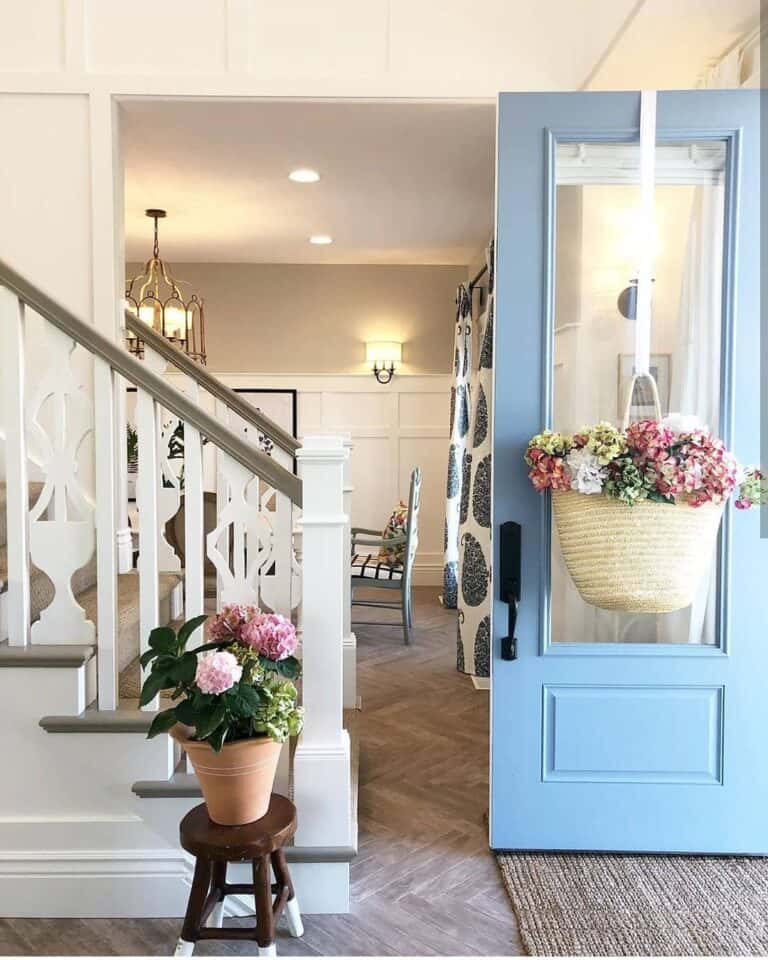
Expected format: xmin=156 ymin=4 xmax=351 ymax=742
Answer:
xmin=228 ymin=684 xmax=262 ymax=718
xmin=174 ymin=698 xmax=198 ymax=726
xmin=194 ymin=702 xmax=227 ymax=740
xmin=207 ymin=724 xmax=228 ymax=753
xmin=148 ymin=626 xmax=177 ymax=654
xmin=147 ymin=707 xmax=177 ymax=739
xmin=273 ymin=657 xmax=301 ymax=680
xmin=140 ymin=648 xmax=157 ymax=669
xmin=139 ymin=670 xmax=172 ymax=707
xmin=187 ymin=641 xmax=226 ymax=657
xmin=237 ymin=684 xmax=262 ymax=708
xmin=177 ymin=614 xmax=209 ymax=650
xmin=168 ymin=652 xmax=198 ymax=686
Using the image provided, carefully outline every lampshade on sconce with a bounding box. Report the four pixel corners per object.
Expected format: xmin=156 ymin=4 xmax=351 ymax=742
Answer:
xmin=366 ymin=341 xmax=402 ymax=384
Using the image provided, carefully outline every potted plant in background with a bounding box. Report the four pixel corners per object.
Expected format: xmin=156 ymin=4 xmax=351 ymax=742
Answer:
xmin=126 ymin=424 xmax=139 ymax=499
xmin=141 ymin=605 xmax=303 ymax=825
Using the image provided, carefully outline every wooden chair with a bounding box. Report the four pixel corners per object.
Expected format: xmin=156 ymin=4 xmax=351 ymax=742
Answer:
xmin=351 ymin=467 xmax=422 ymax=645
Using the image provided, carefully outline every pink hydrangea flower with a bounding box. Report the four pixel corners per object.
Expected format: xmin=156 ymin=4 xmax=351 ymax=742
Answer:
xmin=208 ymin=603 xmax=263 ymax=643
xmin=195 ymin=650 xmax=242 ymax=695
xmin=526 ymin=448 xmax=571 ymax=492
xmin=241 ymin=613 xmax=297 ymax=661
xmin=625 ymin=419 xmax=675 ymax=465
xmin=675 ymin=433 xmax=739 ymax=507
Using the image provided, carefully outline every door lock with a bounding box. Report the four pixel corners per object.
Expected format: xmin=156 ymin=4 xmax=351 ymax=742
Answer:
xmin=499 ymin=521 xmax=522 ymax=661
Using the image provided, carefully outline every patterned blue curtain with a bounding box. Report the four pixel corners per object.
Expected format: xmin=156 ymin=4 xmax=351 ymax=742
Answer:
xmin=442 ymin=285 xmax=472 ymax=608
xmin=457 ymin=242 xmax=494 ymax=676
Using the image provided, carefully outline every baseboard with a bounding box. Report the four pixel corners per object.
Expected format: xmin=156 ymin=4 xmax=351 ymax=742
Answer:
xmin=0 ymin=849 xmax=190 ymax=917
xmin=471 ymin=676 xmax=491 ymax=691
xmin=412 ymin=557 xmax=443 ymax=587
xmin=0 ymin=849 xmax=350 ymax=916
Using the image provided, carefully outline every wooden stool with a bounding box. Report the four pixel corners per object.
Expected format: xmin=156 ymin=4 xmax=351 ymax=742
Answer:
xmin=174 ymin=794 xmax=303 ymax=957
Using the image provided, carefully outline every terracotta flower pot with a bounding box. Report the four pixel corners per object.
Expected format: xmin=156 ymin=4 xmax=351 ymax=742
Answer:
xmin=171 ymin=724 xmax=282 ymax=825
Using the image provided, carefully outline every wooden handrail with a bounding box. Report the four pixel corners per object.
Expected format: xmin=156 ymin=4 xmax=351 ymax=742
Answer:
xmin=0 ymin=259 xmax=302 ymax=507
xmin=124 ymin=310 xmax=299 ymax=458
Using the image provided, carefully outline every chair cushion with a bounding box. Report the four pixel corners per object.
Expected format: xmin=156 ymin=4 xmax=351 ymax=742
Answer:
xmin=352 ymin=554 xmax=403 ymax=581
xmin=377 ymin=501 xmax=408 ymax=566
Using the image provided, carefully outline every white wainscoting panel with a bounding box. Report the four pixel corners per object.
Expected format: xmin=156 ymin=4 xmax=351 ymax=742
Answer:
xmin=165 ymin=373 xmax=451 ymax=585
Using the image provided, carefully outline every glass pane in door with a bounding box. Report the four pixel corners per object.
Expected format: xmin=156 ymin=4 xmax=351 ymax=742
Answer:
xmin=550 ymin=140 xmax=727 ymax=645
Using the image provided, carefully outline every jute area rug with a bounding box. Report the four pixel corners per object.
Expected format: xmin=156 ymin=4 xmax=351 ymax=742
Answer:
xmin=497 ymin=852 xmax=768 ymax=956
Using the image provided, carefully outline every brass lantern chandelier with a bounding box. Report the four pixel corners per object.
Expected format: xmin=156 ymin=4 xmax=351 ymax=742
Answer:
xmin=125 ymin=209 xmax=207 ymax=364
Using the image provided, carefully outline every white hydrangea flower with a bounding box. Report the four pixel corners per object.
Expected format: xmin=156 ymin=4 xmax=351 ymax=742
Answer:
xmin=661 ymin=412 xmax=709 ymax=435
xmin=565 ymin=447 xmax=606 ymax=495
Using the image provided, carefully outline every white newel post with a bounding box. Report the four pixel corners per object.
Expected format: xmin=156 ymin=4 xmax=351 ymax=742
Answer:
xmin=341 ymin=435 xmax=357 ymax=709
xmin=0 ymin=289 xmax=31 ymax=646
xmin=292 ymin=436 xmax=353 ymax=849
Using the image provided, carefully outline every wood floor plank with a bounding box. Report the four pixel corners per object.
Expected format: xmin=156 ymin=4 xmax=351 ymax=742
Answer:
xmin=0 ymin=587 xmax=520 ymax=956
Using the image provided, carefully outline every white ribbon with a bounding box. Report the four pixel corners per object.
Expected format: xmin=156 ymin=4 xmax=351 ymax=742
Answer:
xmin=634 ymin=90 xmax=656 ymax=377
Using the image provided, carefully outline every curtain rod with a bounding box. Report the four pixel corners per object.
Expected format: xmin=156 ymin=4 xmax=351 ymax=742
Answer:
xmin=469 ymin=263 xmax=487 ymax=291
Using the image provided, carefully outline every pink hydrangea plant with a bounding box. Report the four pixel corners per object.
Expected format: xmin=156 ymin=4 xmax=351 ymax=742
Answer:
xmin=195 ymin=650 xmax=243 ymax=695
xmin=241 ymin=613 xmax=297 ymax=661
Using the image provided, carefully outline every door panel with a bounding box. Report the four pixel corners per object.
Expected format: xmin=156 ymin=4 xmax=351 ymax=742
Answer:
xmin=491 ymin=91 xmax=765 ymax=853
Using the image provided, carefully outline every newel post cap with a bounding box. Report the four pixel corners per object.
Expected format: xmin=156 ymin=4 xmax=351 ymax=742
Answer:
xmin=296 ymin=435 xmax=348 ymax=462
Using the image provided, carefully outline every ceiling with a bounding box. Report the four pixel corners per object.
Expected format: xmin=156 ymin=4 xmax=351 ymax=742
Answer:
xmin=122 ymin=100 xmax=496 ymax=265
xmin=121 ymin=0 xmax=758 ymax=266
xmin=584 ymin=0 xmax=759 ymax=90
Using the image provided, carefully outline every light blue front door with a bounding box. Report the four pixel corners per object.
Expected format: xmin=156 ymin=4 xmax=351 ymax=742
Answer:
xmin=490 ymin=90 xmax=767 ymax=853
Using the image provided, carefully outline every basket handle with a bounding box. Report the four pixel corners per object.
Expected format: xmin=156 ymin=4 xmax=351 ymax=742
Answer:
xmin=621 ymin=372 xmax=662 ymax=429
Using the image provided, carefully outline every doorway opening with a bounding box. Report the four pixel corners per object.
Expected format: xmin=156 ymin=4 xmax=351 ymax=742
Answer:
xmin=118 ymin=95 xmax=508 ymax=941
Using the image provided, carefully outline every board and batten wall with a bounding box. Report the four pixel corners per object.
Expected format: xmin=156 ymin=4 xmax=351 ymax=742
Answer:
xmin=126 ymin=262 xmax=464 ymax=375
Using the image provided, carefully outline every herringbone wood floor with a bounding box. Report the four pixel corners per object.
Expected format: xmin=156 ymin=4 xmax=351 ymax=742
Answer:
xmin=0 ymin=587 xmax=520 ymax=956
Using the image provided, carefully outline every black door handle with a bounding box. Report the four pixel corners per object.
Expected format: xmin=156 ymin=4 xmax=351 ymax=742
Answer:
xmin=499 ymin=522 xmax=521 ymax=661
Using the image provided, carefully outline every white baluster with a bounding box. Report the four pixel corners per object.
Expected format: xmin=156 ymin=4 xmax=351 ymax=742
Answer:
xmin=144 ymin=349 xmax=181 ymax=574
xmin=94 ymin=357 xmax=119 ymax=709
xmin=292 ymin=436 xmax=352 ymax=849
xmin=137 ymin=386 xmax=160 ymax=711
xmin=207 ymin=453 xmax=270 ymax=605
xmin=183 ymin=377 xmax=205 ymax=620
xmin=27 ymin=327 xmax=94 ymax=645
xmin=115 ymin=373 xmax=134 ymax=574
xmin=214 ymin=399 xmax=230 ymax=607
xmin=1 ymin=289 xmax=31 ymax=646
xmin=341 ymin=435 xmax=357 ymax=709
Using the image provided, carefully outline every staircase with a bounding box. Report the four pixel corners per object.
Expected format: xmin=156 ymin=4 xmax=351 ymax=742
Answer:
xmin=0 ymin=261 xmax=357 ymax=917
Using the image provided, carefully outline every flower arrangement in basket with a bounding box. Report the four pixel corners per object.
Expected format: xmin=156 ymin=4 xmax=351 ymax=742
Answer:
xmin=140 ymin=604 xmax=303 ymax=825
xmin=525 ymin=414 xmax=765 ymax=614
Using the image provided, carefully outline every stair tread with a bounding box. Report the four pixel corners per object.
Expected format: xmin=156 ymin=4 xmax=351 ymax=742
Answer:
xmin=0 ymin=639 xmax=95 ymax=668
xmin=40 ymin=695 xmax=176 ymax=732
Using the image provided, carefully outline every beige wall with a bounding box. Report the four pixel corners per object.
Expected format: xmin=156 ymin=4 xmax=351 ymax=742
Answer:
xmin=127 ymin=262 xmax=464 ymax=375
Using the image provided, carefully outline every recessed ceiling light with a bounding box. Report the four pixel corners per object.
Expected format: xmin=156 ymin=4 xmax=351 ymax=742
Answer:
xmin=309 ymin=234 xmax=333 ymax=245
xmin=289 ymin=168 xmax=320 ymax=183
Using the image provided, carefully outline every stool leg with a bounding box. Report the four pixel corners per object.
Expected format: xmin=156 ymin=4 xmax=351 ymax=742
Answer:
xmin=209 ymin=861 xmax=227 ymax=928
xmin=271 ymin=848 xmax=303 ymax=938
xmin=253 ymin=855 xmax=277 ymax=956
xmin=175 ymin=856 xmax=211 ymax=956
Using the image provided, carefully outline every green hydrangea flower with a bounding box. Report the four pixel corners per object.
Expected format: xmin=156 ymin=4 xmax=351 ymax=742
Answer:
xmin=525 ymin=430 xmax=572 ymax=462
xmin=576 ymin=422 xmax=627 ymax=466
xmin=251 ymin=675 xmax=304 ymax=743
xmin=229 ymin=642 xmax=267 ymax=686
xmin=604 ymin=457 xmax=654 ymax=506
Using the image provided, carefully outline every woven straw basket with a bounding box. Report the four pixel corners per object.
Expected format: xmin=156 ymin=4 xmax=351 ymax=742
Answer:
xmin=551 ymin=490 xmax=725 ymax=613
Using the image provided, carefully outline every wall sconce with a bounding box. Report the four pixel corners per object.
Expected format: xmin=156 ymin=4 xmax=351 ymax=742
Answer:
xmin=366 ymin=341 xmax=402 ymax=384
